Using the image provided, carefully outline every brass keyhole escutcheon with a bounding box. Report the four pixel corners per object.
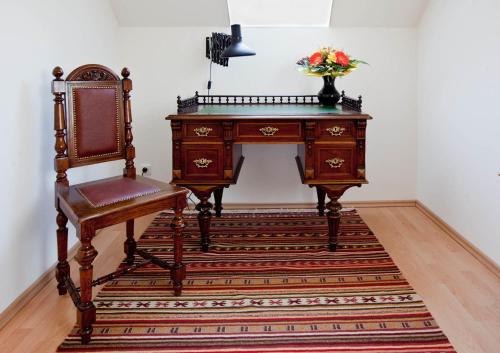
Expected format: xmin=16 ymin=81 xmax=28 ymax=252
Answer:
xmin=326 ymin=126 xmax=346 ymax=136
xmin=193 ymin=126 xmax=212 ymax=137
xmin=193 ymin=158 xmax=213 ymax=168
xmin=259 ymin=126 xmax=279 ymax=136
xmin=325 ymin=158 xmax=344 ymax=168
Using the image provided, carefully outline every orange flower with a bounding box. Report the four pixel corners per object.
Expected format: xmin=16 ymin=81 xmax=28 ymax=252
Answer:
xmin=309 ymin=52 xmax=323 ymax=66
xmin=335 ymin=51 xmax=350 ymax=66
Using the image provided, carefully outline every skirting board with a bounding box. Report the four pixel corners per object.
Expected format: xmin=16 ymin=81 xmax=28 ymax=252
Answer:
xmin=416 ymin=201 xmax=500 ymax=279
xmin=222 ymin=200 xmax=417 ymax=209
xmin=0 ymin=242 xmax=80 ymax=331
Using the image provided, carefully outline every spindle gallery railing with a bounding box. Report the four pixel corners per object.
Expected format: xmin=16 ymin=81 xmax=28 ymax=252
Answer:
xmin=176 ymin=91 xmax=363 ymax=113
xmin=340 ymin=91 xmax=363 ymax=112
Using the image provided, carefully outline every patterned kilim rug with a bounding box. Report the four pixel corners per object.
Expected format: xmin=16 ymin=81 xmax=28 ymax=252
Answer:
xmin=58 ymin=210 xmax=455 ymax=353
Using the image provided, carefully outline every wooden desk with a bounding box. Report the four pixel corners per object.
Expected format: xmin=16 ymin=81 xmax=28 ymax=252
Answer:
xmin=166 ymin=94 xmax=372 ymax=252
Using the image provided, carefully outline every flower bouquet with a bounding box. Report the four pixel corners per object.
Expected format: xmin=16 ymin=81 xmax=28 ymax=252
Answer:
xmin=297 ymin=47 xmax=366 ymax=105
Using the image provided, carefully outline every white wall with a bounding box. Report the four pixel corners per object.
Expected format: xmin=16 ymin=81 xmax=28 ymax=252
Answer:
xmin=417 ymin=0 xmax=500 ymax=264
xmin=0 ymin=0 xmax=120 ymax=313
xmin=118 ymin=27 xmax=418 ymax=203
xmin=0 ymin=10 xmax=420 ymax=313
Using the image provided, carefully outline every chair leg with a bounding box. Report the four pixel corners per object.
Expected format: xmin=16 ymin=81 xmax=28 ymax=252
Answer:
xmin=56 ymin=209 xmax=70 ymax=295
xmin=170 ymin=207 xmax=186 ymax=296
xmin=124 ymin=219 xmax=136 ymax=265
xmin=75 ymin=226 xmax=98 ymax=344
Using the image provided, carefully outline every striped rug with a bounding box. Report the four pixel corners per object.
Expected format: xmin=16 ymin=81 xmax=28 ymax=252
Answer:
xmin=58 ymin=209 xmax=455 ymax=353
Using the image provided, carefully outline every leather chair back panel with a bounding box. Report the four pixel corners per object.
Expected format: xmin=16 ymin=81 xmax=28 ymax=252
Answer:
xmin=66 ymin=81 xmax=125 ymax=167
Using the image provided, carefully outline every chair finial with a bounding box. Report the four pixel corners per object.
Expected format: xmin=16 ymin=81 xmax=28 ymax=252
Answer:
xmin=53 ymin=66 xmax=64 ymax=80
xmin=121 ymin=67 xmax=130 ymax=78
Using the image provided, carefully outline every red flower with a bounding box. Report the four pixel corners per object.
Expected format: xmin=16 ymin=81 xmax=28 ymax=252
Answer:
xmin=309 ymin=52 xmax=323 ymax=66
xmin=335 ymin=51 xmax=350 ymax=66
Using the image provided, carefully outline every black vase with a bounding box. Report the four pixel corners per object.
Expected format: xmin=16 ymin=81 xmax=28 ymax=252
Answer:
xmin=318 ymin=76 xmax=340 ymax=106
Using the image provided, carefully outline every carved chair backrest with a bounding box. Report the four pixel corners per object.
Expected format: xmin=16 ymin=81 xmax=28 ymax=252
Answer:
xmin=52 ymin=64 xmax=135 ymax=186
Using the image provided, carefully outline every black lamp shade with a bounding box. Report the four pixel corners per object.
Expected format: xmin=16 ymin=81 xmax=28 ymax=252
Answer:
xmin=221 ymin=24 xmax=255 ymax=58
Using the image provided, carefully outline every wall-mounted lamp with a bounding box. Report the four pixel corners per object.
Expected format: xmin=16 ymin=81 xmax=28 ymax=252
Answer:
xmin=222 ymin=24 xmax=256 ymax=58
xmin=205 ymin=24 xmax=255 ymax=93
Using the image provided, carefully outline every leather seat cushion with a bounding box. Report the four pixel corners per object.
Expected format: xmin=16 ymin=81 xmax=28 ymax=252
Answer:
xmin=76 ymin=178 xmax=161 ymax=208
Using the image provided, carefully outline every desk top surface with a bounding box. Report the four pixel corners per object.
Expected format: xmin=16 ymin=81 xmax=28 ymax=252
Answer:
xmin=167 ymin=104 xmax=371 ymax=120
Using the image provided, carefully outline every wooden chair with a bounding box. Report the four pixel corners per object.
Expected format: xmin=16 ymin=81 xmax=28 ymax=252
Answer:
xmin=52 ymin=64 xmax=188 ymax=344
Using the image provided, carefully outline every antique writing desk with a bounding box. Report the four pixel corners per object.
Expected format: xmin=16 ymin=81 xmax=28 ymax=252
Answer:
xmin=166 ymin=93 xmax=371 ymax=252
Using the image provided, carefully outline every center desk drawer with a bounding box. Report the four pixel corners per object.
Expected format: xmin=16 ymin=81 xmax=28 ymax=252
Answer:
xmin=235 ymin=122 xmax=302 ymax=142
xmin=316 ymin=121 xmax=354 ymax=140
xmin=182 ymin=144 xmax=223 ymax=180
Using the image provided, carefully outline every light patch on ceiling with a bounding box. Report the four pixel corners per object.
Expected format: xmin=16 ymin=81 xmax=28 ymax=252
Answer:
xmin=227 ymin=0 xmax=333 ymax=27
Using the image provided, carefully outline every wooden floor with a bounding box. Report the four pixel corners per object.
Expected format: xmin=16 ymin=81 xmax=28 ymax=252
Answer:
xmin=0 ymin=207 xmax=499 ymax=353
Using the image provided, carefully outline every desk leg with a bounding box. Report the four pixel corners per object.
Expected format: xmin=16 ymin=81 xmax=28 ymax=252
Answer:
xmin=191 ymin=187 xmax=216 ymax=252
xmin=320 ymin=185 xmax=356 ymax=252
xmin=214 ymin=187 xmax=224 ymax=217
xmin=316 ymin=187 xmax=326 ymax=216
xmin=326 ymin=196 xmax=342 ymax=251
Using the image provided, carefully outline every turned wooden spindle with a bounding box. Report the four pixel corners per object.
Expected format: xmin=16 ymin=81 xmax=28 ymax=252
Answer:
xmin=170 ymin=206 xmax=186 ymax=296
xmin=52 ymin=66 xmax=71 ymax=296
xmin=75 ymin=228 xmax=98 ymax=344
xmin=52 ymin=66 xmax=68 ymax=186
xmin=55 ymin=210 xmax=69 ymax=295
xmin=122 ymin=67 xmax=136 ymax=178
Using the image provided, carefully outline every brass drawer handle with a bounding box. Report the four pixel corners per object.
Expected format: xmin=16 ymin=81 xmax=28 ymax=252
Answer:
xmin=325 ymin=158 xmax=344 ymax=168
xmin=193 ymin=158 xmax=213 ymax=168
xmin=193 ymin=126 xmax=213 ymax=136
xmin=259 ymin=126 xmax=279 ymax=136
xmin=326 ymin=126 xmax=346 ymax=136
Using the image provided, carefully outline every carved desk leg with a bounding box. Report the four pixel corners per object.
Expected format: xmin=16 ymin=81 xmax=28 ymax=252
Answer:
xmin=319 ymin=185 xmax=356 ymax=251
xmin=326 ymin=195 xmax=342 ymax=251
xmin=56 ymin=209 xmax=70 ymax=295
xmin=214 ymin=187 xmax=224 ymax=217
xmin=316 ymin=187 xmax=326 ymax=216
xmin=191 ymin=187 xmax=216 ymax=252
xmin=170 ymin=203 xmax=186 ymax=296
xmin=75 ymin=225 xmax=98 ymax=344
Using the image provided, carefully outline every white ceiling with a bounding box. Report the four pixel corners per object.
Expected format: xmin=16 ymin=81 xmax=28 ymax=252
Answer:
xmin=110 ymin=0 xmax=230 ymax=27
xmin=331 ymin=0 xmax=429 ymax=27
xmin=110 ymin=0 xmax=429 ymax=28
xmin=227 ymin=0 xmax=333 ymax=27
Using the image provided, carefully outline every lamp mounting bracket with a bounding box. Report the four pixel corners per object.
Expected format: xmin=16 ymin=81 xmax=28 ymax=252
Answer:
xmin=206 ymin=32 xmax=231 ymax=67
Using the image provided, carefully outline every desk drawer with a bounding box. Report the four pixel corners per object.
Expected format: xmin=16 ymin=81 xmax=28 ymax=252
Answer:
xmin=182 ymin=144 xmax=223 ymax=180
xmin=315 ymin=145 xmax=356 ymax=180
xmin=317 ymin=121 xmax=354 ymax=140
xmin=235 ymin=122 xmax=302 ymax=142
xmin=183 ymin=122 xmax=222 ymax=140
